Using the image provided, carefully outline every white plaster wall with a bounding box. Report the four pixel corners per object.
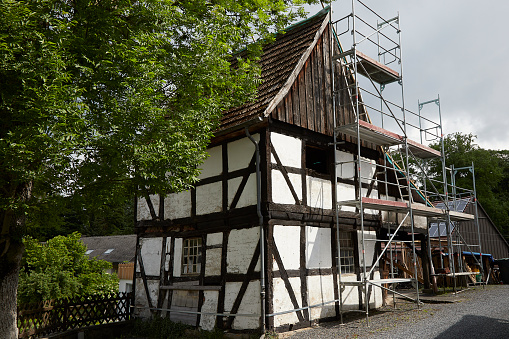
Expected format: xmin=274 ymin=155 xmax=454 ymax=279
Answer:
xmin=273 ymin=225 xmax=300 ymax=271
xmin=224 ymin=281 xmax=261 ymax=330
xmin=271 ymin=170 xmax=302 ymax=205
xmin=307 ymin=177 xmax=332 ymax=210
xmin=358 ymin=230 xmax=377 ymax=268
xmin=173 ymin=238 xmax=183 ymax=277
xmin=119 ymin=279 xmax=133 ymax=294
xmin=361 ymin=187 xmax=379 ymax=215
xmin=205 ymin=248 xmax=222 ymax=276
xmin=228 ymin=135 xmax=259 ymax=172
xmin=199 ymin=145 xmax=222 ymax=179
xmin=370 ymin=271 xmax=383 ymax=308
xmin=338 ymin=274 xmax=361 ymax=310
xmin=336 ymin=150 xmax=354 ymax=179
xmin=337 ymin=182 xmax=356 ymax=212
xmin=199 ymin=290 xmax=219 ymax=331
xmin=273 ymin=277 xmax=302 ymax=327
xmin=306 ymin=227 xmax=332 ymax=269
xmin=196 ymin=182 xmax=222 ymax=215
xmin=134 ymin=278 xmax=159 ymax=318
xmin=360 ymin=157 xmax=376 ymax=182
xmin=164 ymin=191 xmax=191 ymax=220
xmin=227 ymin=228 xmax=260 ymax=274
xmin=227 ymin=174 xmax=257 ymax=209
xmin=137 ymin=237 xmax=163 ymax=276
xmin=206 ymin=232 xmax=223 ymax=246
xmin=307 ymin=275 xmax=335 ymax=320
xmin=270 ymin=133 xmax=302 ymax=168
xmin=137 ymin=195 xmax=160 ymax=221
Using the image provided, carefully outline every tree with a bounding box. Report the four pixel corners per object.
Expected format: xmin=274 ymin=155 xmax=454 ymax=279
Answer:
xmin=427 ymin=133 xmax=509 ymax=239
xmin=0 ymin=0 xmax=320 ymax=336
xmin=17 ymin=232 xmax=118 ymax=304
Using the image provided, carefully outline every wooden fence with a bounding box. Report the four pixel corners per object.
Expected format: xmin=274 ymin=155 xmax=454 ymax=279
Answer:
xmin=18 ymin=292 xmax=132 ymax=339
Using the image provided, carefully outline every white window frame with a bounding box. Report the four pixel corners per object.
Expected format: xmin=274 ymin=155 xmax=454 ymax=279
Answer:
xmin=339 ymin=231 xmax=355 ymax=274
xmin=182 ymin=237 xmax=202 ymax=275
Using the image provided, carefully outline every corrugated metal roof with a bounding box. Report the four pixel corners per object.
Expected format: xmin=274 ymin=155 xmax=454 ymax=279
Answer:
xmin=218 ymin=7 xmax=330 ymax=131
xmin=81 ymin=234 xmax=136 ymax=263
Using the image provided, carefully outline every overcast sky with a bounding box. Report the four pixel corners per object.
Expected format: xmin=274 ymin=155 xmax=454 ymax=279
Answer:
xmin=304 ymin=1 xmax=509 ymax=150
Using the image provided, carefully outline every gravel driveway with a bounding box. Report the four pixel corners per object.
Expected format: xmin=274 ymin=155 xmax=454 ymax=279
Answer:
xmin=286 ymin=285 xmax=509 ymax=339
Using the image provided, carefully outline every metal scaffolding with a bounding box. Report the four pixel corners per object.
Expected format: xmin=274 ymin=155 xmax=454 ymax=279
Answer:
xmin=329 ymin=0 xmax=483 ymax=325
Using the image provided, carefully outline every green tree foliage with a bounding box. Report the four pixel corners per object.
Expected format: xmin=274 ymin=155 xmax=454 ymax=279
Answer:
xmin=0 ymin=0 xmax=321 ymax=335
xmin=17 ymin=232 xmax=118 ymax=304
xmin=427 ymin=133 xmax=509 ymax=238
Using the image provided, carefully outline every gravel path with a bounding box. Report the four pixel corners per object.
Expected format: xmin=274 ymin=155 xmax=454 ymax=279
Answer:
xmin=286 ymin=285 xmax=509 ymax=339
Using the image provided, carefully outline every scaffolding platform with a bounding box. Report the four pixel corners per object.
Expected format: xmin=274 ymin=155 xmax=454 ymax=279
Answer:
xmin=404 ymin=139 xmax=442 ymax=159
xmin=340 ymin=278 xmax=413 ymax=287
xmin=334 ymin=49 xmax=400 ymax=84
xmin=335 ymin=120 xmax=402 ymax=146
xmin=338 ymin=197 xmax=408 ymax=213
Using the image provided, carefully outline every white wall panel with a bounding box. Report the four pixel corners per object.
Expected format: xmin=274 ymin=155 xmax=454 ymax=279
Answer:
xmin=198 ymin=145 xmax=222 ymax=179
xmin=227 ymin=228 xmax=260 ymax=274
xmin=164 ymin=190 xmax=191 ymax=220
xmin=205 ymin=248 xmax=222 ymax=276
xmin=307 ymin=176 xmax=332 ymax=210
xmin=137 ymin=195 xmax=159 ymax=221
xmin=133 ymin=278 xmax=159 ymax=319
xmin=357 ymin=230 xmax=377 ymax=267
xmin=273 ymin=225 xmax=300 ymax=271
xmin=273 ymin=277 xmax=302 ymax=327
xmin=228 ymin=135 xmax=259 ymax=172
xmin=306 ymin=227 xmax=332 ymax=269
xmin=196 ymin=182 xmax=222 ymax=215
xmin=200 ymin=291 xmax=219 ymax=330
xmin=173 ymin=238 xmax=183 ymax=277
xmin=271 ymin=170 xmax=302 ymax=205
xmin=307 ymin=275 xmax=335 ymax=320
xmin=138 ymin=237 xmax=162 ymax=276
xmin=336 ymin=150 xmax=354 ymax=179
xmin=270 ymin=133 xmax=301 ymax=168
xmin=206 ymin=232 xmax=223 ymax=246
xmin=224 ymin=282 xmax=261 ymax=330
xmin=227 ymin=174 xmax=257 ymax=209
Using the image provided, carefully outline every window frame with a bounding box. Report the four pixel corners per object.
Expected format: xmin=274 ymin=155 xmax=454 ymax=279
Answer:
xmin=338 ymin=231 xmax=356 ymax=274
xmin=181 ymin=237 xmax=203 ymax=275
xmin=305 ymin=144 xmax=330 ymax=176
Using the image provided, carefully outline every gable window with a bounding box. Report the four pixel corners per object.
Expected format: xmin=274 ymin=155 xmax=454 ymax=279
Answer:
xmin=339 ymin=231 xmax=355 ymax=274
xmin=182 ymin=237 xmax=202 ymax=275
xmin=306 ymin=146 xmax=329 ymax=175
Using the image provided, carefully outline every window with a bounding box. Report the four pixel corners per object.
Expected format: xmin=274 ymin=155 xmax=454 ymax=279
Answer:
xmin=306 ymin=146 xmax=329 ymax=174
xmin=104 ymin=248 xmax=114 ymax=255
xmin=182 ymin=238 xmax=202 ymax=275
xmin=339 ymin=231 xmax=355 ymax=274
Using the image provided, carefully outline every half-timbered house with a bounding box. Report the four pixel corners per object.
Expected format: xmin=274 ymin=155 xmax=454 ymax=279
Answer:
xmin=132 ymin=7 xmax=435 ymax=333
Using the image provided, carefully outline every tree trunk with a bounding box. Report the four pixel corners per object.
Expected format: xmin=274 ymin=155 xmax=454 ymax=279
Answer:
xmin=0 ymin=239 xmax=24 ymax=339
xmin=0 ymin=181 xmax=32 ymax=339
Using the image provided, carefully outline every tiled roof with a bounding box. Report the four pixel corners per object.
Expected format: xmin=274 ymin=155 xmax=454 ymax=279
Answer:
xmin=81 ymin=234 xmax=136 ymax=263
xmin=218 ymin=7 xmax=330 ymax=131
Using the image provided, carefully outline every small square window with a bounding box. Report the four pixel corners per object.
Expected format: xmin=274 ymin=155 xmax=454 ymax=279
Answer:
xmin=306 ymin=146 xmax=329 ymax=174
xmin=182 ymin=237 xmax=202 ymax=275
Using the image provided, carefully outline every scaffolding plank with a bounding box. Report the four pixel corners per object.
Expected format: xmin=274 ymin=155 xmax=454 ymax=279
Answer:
xmin=411 ymin=204 xmax=447 ymax=218
xmin=368 ymin=278 xmax=414 ymax=284
xmin=355 ymin=50 xmax=400 ymax=84
xmin=335 ymin=120 xmax=403 ymax=146
xmin=338 ymin=197 xmax=408 ymax=212
xmin=449 ymin=210 xmax=475 ymax=221
xmin=404 ymin=138 xmax=442 ymax=159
